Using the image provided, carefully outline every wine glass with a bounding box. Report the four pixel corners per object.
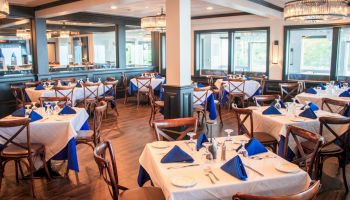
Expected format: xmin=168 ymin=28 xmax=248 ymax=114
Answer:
xmin=46 ymin=104 xmax=53 ymax=115
xmin=31 ymin=102 xmax=37 ymax=111
xmin=25 ymin=104 xmax=31 ymax=115
xmin=53 ymin=101 xmax=60 ymax=114
xmin=185 ymin=132 xmax=196 ymax=151
xmin=304 ymin=100 xmax=311 ymax=110
xmin=202 ymin=142 xmax=213 ymax=163
xmin=224 ymin=129 xmax=233 ymax=141
xmin=274 ymin=98 xmax=281 ymax=110
xmin=238 ymin=141 xmax=248 ymax=157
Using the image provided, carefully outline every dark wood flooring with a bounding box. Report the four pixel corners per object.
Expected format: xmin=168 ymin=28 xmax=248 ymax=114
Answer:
xmin=0 ymin=99 xmax=349 ymax=199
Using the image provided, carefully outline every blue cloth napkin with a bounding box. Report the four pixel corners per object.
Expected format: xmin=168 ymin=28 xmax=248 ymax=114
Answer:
xmin=29 ymin=111 xmax=43 ymax=122
xmin=318 ymin=84 xmax=326 ymax=90
xmin=271 ymin=100 xmax=286 ymax=109
xmin=197 ymin=83 xmax=205 ymax=88
xmin=221 ymin=155 xmax=248 ymax=180
xmin=301 ymin=102 xmax=319 ymax=111
xmin=339 ymin=91 xmax=350 ymax=97
xmin=262 ymin=105 xmax=281 ymax=115
xmin=196 ymin=132 xmax=209 ymax=151
xmin=344 ymin=104 xmax=350 ymax=117
xmin=35 ymin=84 xmax=45 ymax=90
xmin=245 ymin=138 xmax=268 ymax=156
xmin=305 ymin=88 xmax=317 ymax=94
xmin=246 ymin=76 xmax=251 ymax=80
xmin=155 ymin=74 xmax=162 ymax=79
xmin=161 ymin=145 xmax=194 ymax=163
xmin=76 ymin=82 xmax=82 ymax=87
xmin=299 ymin=108 xmax=317 ymax=119
xmin=58 ymin=106 xmax=76 ymax=115
xmin=12 ymin=108 xmax=25 ymax=117
xmin=223 ymin=77 xmax=228 ymax=81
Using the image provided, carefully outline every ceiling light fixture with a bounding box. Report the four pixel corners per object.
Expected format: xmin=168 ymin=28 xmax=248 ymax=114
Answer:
xmin=206 ymin=6 xmax=213 ymax=10
xmin=0 ymin=0 xmax=9 ymax=18
xmin=16 ymin=29 xmax=31 ymax=40
xmin=284 ymin=0 xmax=348 ymax=22
xmin=110 ymin=5 xmax=117 ymax=9
xmin=141 ymin=8 xmax=166 ymax=32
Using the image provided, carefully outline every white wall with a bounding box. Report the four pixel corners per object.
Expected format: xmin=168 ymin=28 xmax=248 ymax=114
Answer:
xmin=191 ymin=15 xmax=350 ymax=80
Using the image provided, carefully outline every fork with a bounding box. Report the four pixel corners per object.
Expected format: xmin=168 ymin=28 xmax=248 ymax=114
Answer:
xmin=204 ymin=168 xmax=219 ymax=181
xmin=205 ymin=173 xmax=215 ymax=184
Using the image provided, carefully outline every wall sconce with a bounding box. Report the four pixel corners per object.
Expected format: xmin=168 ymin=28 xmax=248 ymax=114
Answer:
xmin=272 ymin=40 xmax=279 ymax=64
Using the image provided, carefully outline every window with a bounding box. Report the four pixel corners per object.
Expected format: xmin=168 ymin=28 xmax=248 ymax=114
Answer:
xmin=337 ymin=27 xmax=350 ymax=80
xmin=233 ymin=30 xmax=268 ymax=73
xmin=126 ymin=29 xmax=152 ymax=67
xmin=93 ymin=32 xmax=116 ymax=66
xmin=285 ymin=28 xmax=333 ymax=80
xmin=160 ymin=34 xmax=166 ymax=74
xmin=197 ymin=32 xmax=228 ymax=76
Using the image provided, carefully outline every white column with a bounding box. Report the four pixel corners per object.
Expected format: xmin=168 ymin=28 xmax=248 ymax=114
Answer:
xmin=166 ymin=0 xmax=192 ymax=86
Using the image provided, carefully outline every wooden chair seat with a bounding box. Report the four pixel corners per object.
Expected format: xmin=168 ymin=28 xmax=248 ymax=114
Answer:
xmin=155 ymin=101 xmax=164 ymax=107
xmin=252 ymin=132 xmax=277 ymax=144
xmin=76 ymin=130 xmax=94 ymax=140
xmin=193 ymin=104 xmax=205 ymax=112
xmin=102 ymin=96 xmax=114 ymax=101
xmin=302 ymin=140 xmax=343 ymax=154
xmin=119 ymin=187 xmax=165 ymax=200
xmin=2 ymin=143 xmax=44 ymax=156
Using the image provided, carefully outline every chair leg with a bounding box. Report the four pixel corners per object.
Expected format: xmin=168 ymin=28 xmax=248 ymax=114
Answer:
xmin=42 ymin=150 xmax=51 ymax=180
xmin=149 ymin=109 xmax=153 ymax=126
xmin=28 ymin=157 xmax=36 ymax=198
xmin=124 ymin=91 xmax=128 ymax=104
xmin=18 ymin=160 xmax=25 ymax=178
xmin=137 ymin=92 xmax=140 ymax=109
xmin=14 ymin=160 xmax=19 ymax=183
xmin=340 ymin=157 xmax=349 ymax=194
xmin=218 ymin=104 xmax=223 ymax=126
xmin=114 ymin=100 xmax=119 ymax=116
xmin=0 ymin=162 xmax=4 ymax=192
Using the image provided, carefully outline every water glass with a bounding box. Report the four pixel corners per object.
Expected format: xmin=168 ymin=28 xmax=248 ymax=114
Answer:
xmin=224 ymin=129 xmax=234 ymax=141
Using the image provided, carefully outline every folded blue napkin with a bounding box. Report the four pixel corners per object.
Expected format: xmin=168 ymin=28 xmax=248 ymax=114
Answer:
xmin=223 ymin=77 xmax=228 ymax=81
xmin=196 ymin=132 xmax=209 ymax=151
xmin=339 ymin=91 xmax=350 ymax=97
xmin=197 ymin=83 xmax=205 ymax=88
xmin=305 ymin=88 xmax=317 ymax=94
xmin=262 ymin=105 xmax=281 ymax=115
xmin=155 ymin=74 xmax=162 ymax=79
xmin=12 ymin=108 xmax=25 ymax=117
xmin=246 ymin=76 xmax=251 ymax=80
xmin=29 ymin=111 xmax=43 ymax=122
xmin=221 ymin=155 xmax=248 ymax=180
xmin=245 ymin=138 xmax=268 ymax=156
xmin=161 ymin=145 xmax=194 ymax=163
xmin=35 ymin=84 xmax=45 ymax=90
xmin=318 ymin=84 xmax=326 ymax=90
xmin=76 ymin=82 xmax=82 ymax=87
xmin=58 ymin=106 xmax=76 ymax=115
xmin=271 ymin=100 xmax=286 ymax=109
xmin=299 ymin=108 xmax=317 ymax=119
xmin=301 ymin=102 xmax=319 ymax=111
xmin=344 ymin=104 xmax=350 ymax=117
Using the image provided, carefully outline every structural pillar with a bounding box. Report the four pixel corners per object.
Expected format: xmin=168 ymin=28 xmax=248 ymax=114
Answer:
xmin=31 ymin=18 xmax=49 ymax=78
xmin=115 ymin=23 xmax=126 ymax=68
xmin=163 ymin=0 xmax=193 ymax=119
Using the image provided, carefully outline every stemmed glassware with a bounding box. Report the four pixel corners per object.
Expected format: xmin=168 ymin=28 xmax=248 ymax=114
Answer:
xmin=25 ymin=104 xmax=31 ymax=115
xmin=202 ymin=142 xmax=213 ymax=164
xmin=185 ymin=132 xmax=196 ymax=151
xmin=46 ymin=104 xmax=53 ymax=115
xmin=224 ymin=129 xmax=233 ymax=141
xmin=31 ymin=102 xmax=37 ymax=111
xmin=238 ymin=140 xmax=248 ymax=157
xmin=53 ymin=101 xmax=60 ymax=114
xmin=274 ymin=96 xmax=282 ymax=110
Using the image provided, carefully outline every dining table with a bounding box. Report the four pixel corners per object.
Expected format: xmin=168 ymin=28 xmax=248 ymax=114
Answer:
xmin=214 ymin=79 xmax=261 ymax=102
xmin=0 ymin=107 xmax=89 ymax=171
xmin=193 ymin=89 xmax=217 ymax=120
xmin=138 ymin=135 xmax=311 ymax=200
xmin=128 ymin=77 xmax=165 ymax=95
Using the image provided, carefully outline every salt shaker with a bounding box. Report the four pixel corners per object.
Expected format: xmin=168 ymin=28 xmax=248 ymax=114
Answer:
xmin=221 ymin=141 xmax=226 ymax=161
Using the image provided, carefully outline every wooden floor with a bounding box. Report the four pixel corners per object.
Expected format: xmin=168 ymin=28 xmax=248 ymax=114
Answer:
xmin=0 ymin=99 xmax=349 ymax=199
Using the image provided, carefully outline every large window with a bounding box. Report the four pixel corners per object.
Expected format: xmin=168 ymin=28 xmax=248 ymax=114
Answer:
xmin=197 ymin=32 xmax=229 ymax=76
xmin=195 ymin=28 xmax=269 ymax=76
xmin=126 ymin=29 xmax=152 ymax=67
xmin=285 ymin=28 xmax=333 ymax=80
xmin=233 ymin=30 xmax=267 ymax=73
xmin=337 ymin=27 xmax=350 ymax=80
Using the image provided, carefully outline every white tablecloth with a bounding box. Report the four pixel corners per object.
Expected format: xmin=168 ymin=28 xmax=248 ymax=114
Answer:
xmin=130 ymin=77 xmax=165 ymax=92
xmin=296 ymin=92 xmax=350 ymax=113
xmin=244 ymin=106 xmax=349 ymax=152
xmin=25 ymin=84 xmax=110 ymax=106
xmin=139 ymin=136 xmax=311 ymax=200
xmin=0 ymin=107 xmax=89 ymax=166
xmin=193 ymin=90 xmax=213 ymax=105
xmin=214 ymin=79 xmax=260 ymax=99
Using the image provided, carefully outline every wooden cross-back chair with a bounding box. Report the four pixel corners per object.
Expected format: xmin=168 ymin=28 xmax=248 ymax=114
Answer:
xmin=284 ymin=125 xmax=324 ymax=179
xmin=279 ymin=82 xmax=299 ymax=101
xmin=232 ymin=180 xmax=320 ymax=200
xmin=53 ymin=85 xmax=75 ymax=106
xmin=193 ymin=88 xmax=209 ymax=126
xmin=233 ymin=108 xmax=277 ymax=152
xmin=56 ymin=77 xmax=76 ymax=85
xmin=93 ymin=140 xmax=165 ymax=200
xmin=227 ymin=78 xmax=246 ymax=108
xmin=148 ymin=86 xmax=164 ymax=126
xmin=76 ymin=101 xmax=108 ymax=149
xmin=321 ymin=98 xmax=348 ymax=115
xmin=250 ymin=76 xmax=266 ymax=95
xmin=101 ymin=80 xmax=119 ymax=115
xmin=253 ymin=95 xmax=278 ymax=106
xmin=82 ymin=82 xmax=100 ymax=111
xmin=39 ymin=96 xmax=69 ymax=108
xmin=136 ymin=77 xmax=152 ymax=108
xmin=120 ymin=72 xmax=129 ymax=104
xmin=153 ymin=117 xmax=198 ymax=141
xmin=0 ymin=118 xmax=51 ymax=198
xmin=11 ymin=86 xmax=30 ymax=109
xmin=213 ymin=84 xmax=224 ymax=125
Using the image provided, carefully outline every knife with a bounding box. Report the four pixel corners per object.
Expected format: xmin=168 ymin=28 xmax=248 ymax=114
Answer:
xmin=244 ymin=164 xmax=264 ymax=177
xmin=167 ymin=164 xmax=200 ymax=170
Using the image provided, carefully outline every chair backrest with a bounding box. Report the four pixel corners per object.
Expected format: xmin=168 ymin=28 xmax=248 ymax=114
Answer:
xmin=53 ymin=85 xmax=75 ymax=105
xmin=232 ymin=180 xmax=320 ymax=200
xmin=83 ymin=82 xmax=100 ymax=100
xmin=193 ymin=88 xmax=209 ymax=109
xmin=297 ymin=81 xmax=306 ymax=93
xmin=11 ymin=86 xmax=26 ymax=108
xmin=321 ymin=98 xmax=348 ymax=115
xmin=39 ymin=96 xmax=68 ymax=108
xmin=148 ymin=85 xmax=156 ymax=109
xmin=250 ymin=77 xmax=266 ymax=95
xmin=227 ymin=78 xmax=245 ymax=94
xmin=0 ymin=118 xmax=31 ymax=155
xmin=207 ymin=76 xmax=215 ymax=89
xmin=253 ymin=95 xmax=277 ymax=106
xmin=153 ymin=117 xmax=198 ymax=141
xmin=284 ymin=125 xmax=324 ymax=178
xmin=94 ymin=140 xmax=120 ymax=200
xmin=106 ymin=77 xmax=116 ymax=81
xmin=56 ymin=77 xmax=76 ymax=84
xmin=102 ymin=80 xmax=118 ymax=98
xmin=279 ymin=82 xmax=299 ymax=101
xmin=319 ymin=116 xmax=350 ymax=152
xmin=92 ymin=101 xmax=108 ymax=143
xmin=136 ymin=77 xmax=152 ymax=92
xmin=120 ymin=72 xmax=128 ymax=88
xmin=232 ymin=108 xmax=253 ymax=138
xmin=24 ymin=81 xmax=41 ymax=88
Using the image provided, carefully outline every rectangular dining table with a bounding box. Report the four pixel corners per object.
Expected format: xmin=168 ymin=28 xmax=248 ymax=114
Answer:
xmin=0 ymin=107 xmax=89 ymax=170
xmin=138 ymin=135 xmax=311 ymax=200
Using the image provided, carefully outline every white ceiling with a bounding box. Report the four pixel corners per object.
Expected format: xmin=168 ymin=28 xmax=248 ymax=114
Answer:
xmin=9 ymin=0 xmax=57 ymax=7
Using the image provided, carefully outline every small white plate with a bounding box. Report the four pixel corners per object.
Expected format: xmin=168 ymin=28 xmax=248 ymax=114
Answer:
xmin=151 ymin=141 xmax=170 ymax=149
xmin=275 ymin=162 xmax=300 ymax=173
xmin=171 ymin=176 xmax=197 ymax=188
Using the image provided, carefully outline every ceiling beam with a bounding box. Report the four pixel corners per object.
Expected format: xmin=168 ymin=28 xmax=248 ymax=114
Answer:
xmin=47 ymin=24 xmax=116 ymax=33
xmin=8 ymin=5 xmax=34 ymax=19
xmin=35 ymin=0 xmax=82 ymax=11
xmin=200 ymin=0 xmax=282 ymax=18
xmin=0 ymin=19 xmax=30 ymax=29
xmin=192 ymin=12 xmax=251 ymax=20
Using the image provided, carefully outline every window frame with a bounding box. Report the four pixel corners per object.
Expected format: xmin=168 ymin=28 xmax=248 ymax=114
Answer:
xmin=194 ymin=27 xmax=270 ymax=77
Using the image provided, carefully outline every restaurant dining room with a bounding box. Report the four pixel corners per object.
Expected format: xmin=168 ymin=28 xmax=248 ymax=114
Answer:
xmin=2 ymin=0 xmax=350 ymax=199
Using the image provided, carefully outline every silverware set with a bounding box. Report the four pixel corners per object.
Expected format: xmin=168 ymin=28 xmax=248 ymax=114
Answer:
xmin=167 ymin=164 xmax=199 ymax=170
xmin=204 ymin=168 xmax=219 ymax=184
